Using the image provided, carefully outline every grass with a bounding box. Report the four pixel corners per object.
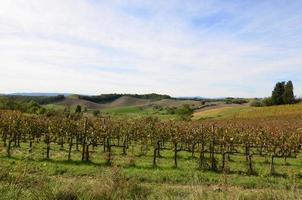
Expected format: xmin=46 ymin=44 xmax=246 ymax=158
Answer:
xmin=1 ymin=142 xmax=302 ymax=199
xmin=42 ymin=104 xmax=66 ymax=111
xmin=4 ymin=102 xmax=302 ymax=199
xmin=101 ymin=106 xmax=177 ymax=119
xmin=44 ymin=100 xmax=302 ymax=122
xmin=2 ymin=163 xmax=299 ymax=200
xmin=193 ymin=102 xmax=302 ymax=120
xmin=102 ymin=106 xmax=147 ymax=114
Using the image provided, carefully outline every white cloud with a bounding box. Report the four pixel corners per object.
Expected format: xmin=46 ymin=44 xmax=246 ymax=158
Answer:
xmin=0 ymin=0 xmax=302 ymax=97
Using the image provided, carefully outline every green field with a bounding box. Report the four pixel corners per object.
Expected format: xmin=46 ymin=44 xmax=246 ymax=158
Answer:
xmin=2 ymin=102 xmax=302 ymax=199
xmin=193 ymin=102 xmax=302 ymax=120
xmin=42 ymin=104 xmax=66 ymax=111
xmin=102 ymin=106 xmax=150 ymax=114
xmin=1 ymin=142 xmax=302 ymax=200
xmin=100 ymin=105 xmax=177 ymax=118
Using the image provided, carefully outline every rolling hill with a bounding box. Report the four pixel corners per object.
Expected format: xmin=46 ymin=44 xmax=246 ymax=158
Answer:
xmin=52 ymin=94 xmax=206 ymax=110
xmin=151 ymin=99 xmax=203 ymax=108
xmin=1 ymin=92 xmax=251 ymax=116
xmin=55 ymin=96 xmax=103 ymax=109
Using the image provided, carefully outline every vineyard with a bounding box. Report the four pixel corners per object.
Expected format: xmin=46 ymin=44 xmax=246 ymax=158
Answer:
xmin=1 ymin=110 xmax=302 ymax=176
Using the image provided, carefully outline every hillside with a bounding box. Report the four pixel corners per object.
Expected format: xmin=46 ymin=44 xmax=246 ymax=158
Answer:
xmin=51 ymin=94 xmax=207 ymax=111
xmin=8 ymin=93 xmax=71 ymax=97
xmin=1 ymin=93 xmax=251 ymax=116
xmin=78 ymin=93 xmax=170 ymax=104
xmin=193 ymin=102 xmax=302 ymax=120
xmin=104 ymin=96 xmax=152 ymax=107
xmin=0 ymin=94 xmax=65 ymax=105
xmin=53 ymin=95 xmax=154 ymax=109
xmin=151 ymin=99 xmax=203 ymax=108
xmin=55 ymin=96 xmax=103 ymax=109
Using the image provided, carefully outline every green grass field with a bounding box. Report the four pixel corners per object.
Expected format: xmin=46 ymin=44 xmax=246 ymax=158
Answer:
xmin=101 ymin=106 xmax=149 ymax=114
xmin=99 ymin=106 xmax=179 ymax=120
xmin=3 ymin=103 xmax=302 ymax=199
xmin=1 ymin=141 xmax=302 ymax=200
xmin=42 ymin=104 xmax=177 ymax=119
xmin=42 ymin=104 xmax=66 ymax=111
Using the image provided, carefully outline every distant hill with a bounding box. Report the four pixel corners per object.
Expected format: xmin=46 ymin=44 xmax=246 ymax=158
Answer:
xmin=51 ymin=94 xmax=208 ymax=111
xmin=55 ymin=96 xmax=102 ymax=109
xmin=78 ymin=93 xmax=171 ymax=104
xmin=2 ymin=92 xmax=250 ymax=113
xmin=105 ymin=96 xmax=152 ymax=107
xmin=54 ymin=94 xmax=168 ymax=109
xmin=1 ymin=93 xmax=173 ymax=109
xmin=176 ymin=96 xmax=237 ymax=102
xmin=1 ymin=94 xmax=65 ymax=105
xmin=151 ymin=99 xmax=204 ymax=108
xmin=9 ymin=93 xmax=72 ymax=97
xmin=176 ymin=96 xmax=206 ymax=100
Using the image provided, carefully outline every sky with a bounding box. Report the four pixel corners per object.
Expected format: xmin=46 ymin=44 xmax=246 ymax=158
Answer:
xmin=0 ymin=0 xmax=302 ymax=98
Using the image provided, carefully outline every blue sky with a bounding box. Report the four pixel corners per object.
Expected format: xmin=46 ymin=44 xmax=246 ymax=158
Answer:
xmin=0 ymin=0 xmax=302 ymax=97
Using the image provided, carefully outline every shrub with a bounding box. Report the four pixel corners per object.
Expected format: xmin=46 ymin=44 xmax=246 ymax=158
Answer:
xmin=250 ymin=100 xmax=264 ymax=107
xmin=262 ymin=97 xmax=273 ymax=106
xmin=176 ymin=104 xmax=193 ymax=121
xmin=225 ymin=98 xmax=248 ymax=104
xmin=93 ymin=110 xmax=100 ymax=117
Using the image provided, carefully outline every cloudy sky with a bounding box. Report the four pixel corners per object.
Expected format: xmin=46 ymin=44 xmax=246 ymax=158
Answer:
xmin=0 ymin=0 xmax=302 ymax=97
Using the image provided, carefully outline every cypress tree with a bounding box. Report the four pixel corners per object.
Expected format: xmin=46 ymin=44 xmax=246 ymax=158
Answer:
xmin=283 ymin=81 xmax=294 ymax=104
xmin=75 ymin=105 xmax=82 ymax=113
xmin=271 ymin=82 xmax=285 ymax=105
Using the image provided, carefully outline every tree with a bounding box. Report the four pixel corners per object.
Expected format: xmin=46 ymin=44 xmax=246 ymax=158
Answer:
xmin=271 ymin=82 xmax=285 ymax=105
xmin=283 ymin=81 xmax=295 ymax=104
xmin=176 ymin=104 xmax=193 ymax=121
xmin=75 ymin=105 xmax=82 ymax=113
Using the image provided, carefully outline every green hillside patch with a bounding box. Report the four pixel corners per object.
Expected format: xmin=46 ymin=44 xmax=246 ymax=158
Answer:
xmin=194 ymin=102 xmax=302 ymax=120
xmin=101 ymin=106 xmax=177 ymax=119
xmin=102 ymin=106 xmax=146 ymax=114
xmin=42 ymin=104 xmax=66 ymax=111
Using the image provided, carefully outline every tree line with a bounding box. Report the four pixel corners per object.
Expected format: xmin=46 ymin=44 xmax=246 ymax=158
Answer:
xmin=251 ymin=81 xmax=296 ymax=107
xmin=271 ymin=81 xmax=295 ymax=105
